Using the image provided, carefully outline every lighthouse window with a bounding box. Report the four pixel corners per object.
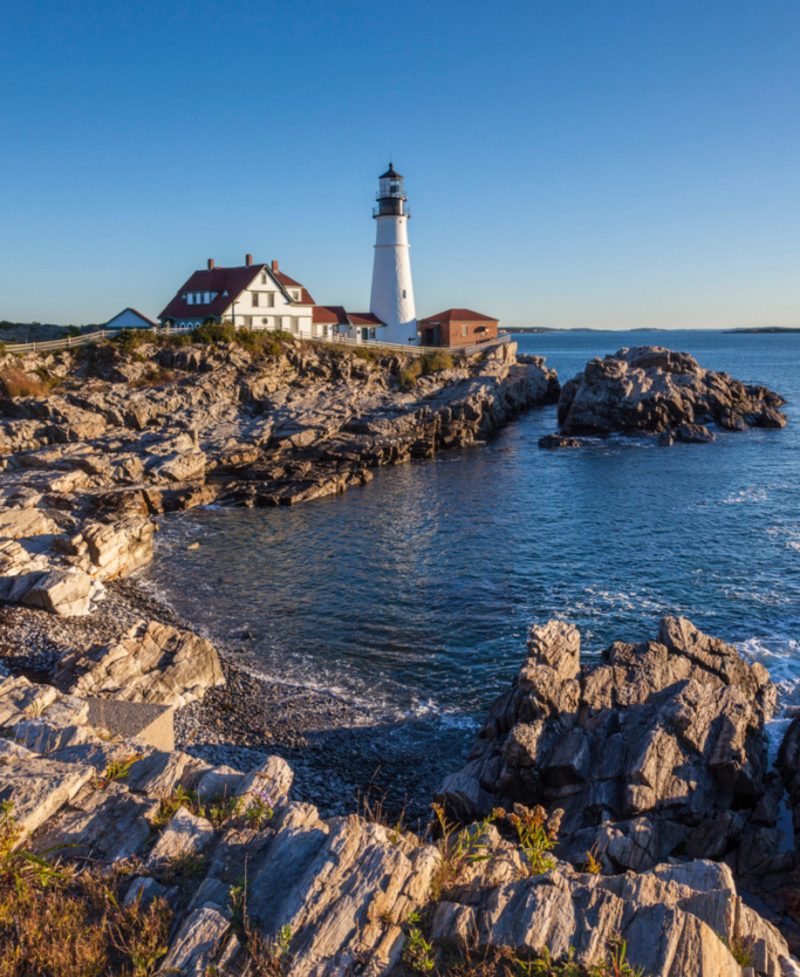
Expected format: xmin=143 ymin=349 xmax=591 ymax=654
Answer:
xmin=402 ymin=290 xmax=407 ymax=298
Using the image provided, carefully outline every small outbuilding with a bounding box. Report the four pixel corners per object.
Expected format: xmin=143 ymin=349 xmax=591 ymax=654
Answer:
xmin=103 ymin=308 xmax=158 ymax=330
xmin=418 ymin=308 xmax=499 ymax=348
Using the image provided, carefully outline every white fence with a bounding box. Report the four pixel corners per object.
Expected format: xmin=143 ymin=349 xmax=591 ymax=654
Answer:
xmin=2 ymin=325 xmax=510 ymax=359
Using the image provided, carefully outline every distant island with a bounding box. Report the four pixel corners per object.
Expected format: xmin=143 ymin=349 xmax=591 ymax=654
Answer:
xmin=724 ymin=326 xmax=800 ymax=334
xmin=508 ymin=326 xmax=668 ymax=334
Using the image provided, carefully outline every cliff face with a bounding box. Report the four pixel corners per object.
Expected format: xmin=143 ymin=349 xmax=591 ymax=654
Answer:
xmin=0 ymin=336 xmax=559 ymax=616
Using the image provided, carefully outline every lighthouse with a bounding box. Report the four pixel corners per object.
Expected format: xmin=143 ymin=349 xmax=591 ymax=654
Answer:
xmin=370 ymin=164 xmax=417 ymax=345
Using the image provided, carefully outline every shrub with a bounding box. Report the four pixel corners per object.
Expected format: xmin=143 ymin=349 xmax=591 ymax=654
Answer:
xmin=234 ymin=328 xmax=285 ymax=358
xmin=352 ymin=346 xmax=382 ymax=363
xmin=112 ymin=329 xmax=150 ymax=355
xmin=509 ymin=804 xmax=562 ymax=877
xmin=0 ymin=367 xmax=52 ymax=398
xmin=190 ymin=321 xmax=236 ymax=345
xmin=421 ymin=350 xmax=454 ymax=374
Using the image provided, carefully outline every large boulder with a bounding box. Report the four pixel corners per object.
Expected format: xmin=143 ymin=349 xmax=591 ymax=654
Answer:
xmin=54 ymin=618 xmax=225 ymax=707
xmin=557 ymin=346 xmax=786 ymax=437
xmin=437 ymin=616 xmax=776 ymax=873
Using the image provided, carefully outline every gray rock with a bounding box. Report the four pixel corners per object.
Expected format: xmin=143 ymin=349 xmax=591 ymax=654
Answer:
xmin=160 ymin=904 xmax=231 ymax=976
xmin=557 ymin=346 xmax=786 ymax=437
xmin=437 ymin=616 xmax=776 ymax=872
xmin=146 ymin=805 xmax=215 ymax=868
xmin=21 ymin=567 xmax=94 ymax=616
xmin=54 ymin=618 xmax=224 ymax=707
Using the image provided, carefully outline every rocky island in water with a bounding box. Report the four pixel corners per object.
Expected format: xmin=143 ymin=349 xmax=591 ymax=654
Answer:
xmin=1 ymin=330 xmax=798 ymax=977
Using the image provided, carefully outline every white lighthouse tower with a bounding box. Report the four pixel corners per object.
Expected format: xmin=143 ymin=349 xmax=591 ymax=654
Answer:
xmin=370 ymin=164 xmax=417 ymax=345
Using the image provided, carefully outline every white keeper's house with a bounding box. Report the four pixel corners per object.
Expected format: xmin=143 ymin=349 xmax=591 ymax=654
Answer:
xmin=159 ymin=255 xmax=321 ymax=336
xmin=158 ymin=254 xmax=387 ymax=343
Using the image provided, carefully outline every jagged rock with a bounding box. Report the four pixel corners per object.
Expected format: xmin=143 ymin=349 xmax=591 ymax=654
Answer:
xmin=124 ymin=875 xmax=170 ymax=908
xmin=68 ymin=516 xmax=154 ymax=580
xmin=146 ymin=806 xmax=215 ymax=867
xmin=437 ymin=616 xmax=776 ymax=873
xmin=196 ymin=764 xmax=244 ymax=802
xmin=21 ymin=566 xmax=94 ymax=615
xmin=0 ymin=674 xmax=60 ymax=727
xmin=235 ymin=755 xmax=294 ymax=806
xmin=54 ymin=618 xmax=224 ymax=707
xmin=0 ymin=755 xmax=95 ymax=839
xmin=430 ymin=859 xmax=795 ymax=977
xmin=208 ymin=805 xmax=440 ymax=977
xmin=31 ymin=781 xmax=158 ymax=862
xmin=538 ymin=433 xmax=580 ymax=449
xmin=0 ymin=507 xmax=60 ymax=539
xmin=676 ymin=422 xmax=716 ymax=443
xmin=159 ymin=904 xmax=231 ymax=975
xmin=557 ymin=346 xmax=786 ymax=437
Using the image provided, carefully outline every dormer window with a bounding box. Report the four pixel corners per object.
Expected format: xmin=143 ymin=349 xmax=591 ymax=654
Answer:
xmin=292 ymin=291 xmax=300 ymax=300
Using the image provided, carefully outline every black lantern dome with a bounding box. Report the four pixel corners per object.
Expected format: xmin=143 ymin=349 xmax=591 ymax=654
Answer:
xmin=375 ymin=163 xmax=408 ymax=218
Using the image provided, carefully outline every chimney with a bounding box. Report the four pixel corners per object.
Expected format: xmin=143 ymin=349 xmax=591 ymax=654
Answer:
xmin=245 ymin=254 xmax=253 ymax=267
xmin=272 ymin=259 xmax=279 ymax=272
xmin=207 ymin=258 xmax=215 ymax=270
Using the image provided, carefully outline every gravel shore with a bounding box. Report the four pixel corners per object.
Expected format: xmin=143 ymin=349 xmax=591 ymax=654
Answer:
xmin=0 ymin=577 xmax=470 ymax=823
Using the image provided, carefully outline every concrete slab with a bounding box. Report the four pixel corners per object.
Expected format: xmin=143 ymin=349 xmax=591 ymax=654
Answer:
xmin=85 ymin=697 xmax=174 ymax=751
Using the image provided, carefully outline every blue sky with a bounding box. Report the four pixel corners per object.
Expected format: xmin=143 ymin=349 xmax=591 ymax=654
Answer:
xmin=1 ymin=0 xmax=798 ymax=329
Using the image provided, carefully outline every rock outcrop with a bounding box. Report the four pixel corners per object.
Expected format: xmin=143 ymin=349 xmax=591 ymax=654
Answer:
xmin=1 ymin=670 xmax=797 ymax=977
xmin=53 ymin=618 xmax=225 ymax=707
xmin=437 ymin=617 xmax=778 ymax=875
xmin=0 ymin=336 xmax=559 ymax=614
xmin=555 ymin=346 xmax=786 ymax=439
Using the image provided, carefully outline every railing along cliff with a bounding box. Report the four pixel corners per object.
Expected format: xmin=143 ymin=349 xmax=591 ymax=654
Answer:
xmin=1 ymin=327 xmax=511 ymax=359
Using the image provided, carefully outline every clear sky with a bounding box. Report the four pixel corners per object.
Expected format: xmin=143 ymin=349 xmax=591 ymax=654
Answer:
xmin=1 ymin=0 xmax=798 ymax=330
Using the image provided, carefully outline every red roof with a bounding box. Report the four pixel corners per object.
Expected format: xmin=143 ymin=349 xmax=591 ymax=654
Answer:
xmin=159 ymin=263 xmax=314 ymax=320
xmin=347 ymin=312 xmax=384 ymax=326
xmin=418 ymin=308 xmax=498 ymax=324
xmin=312 ymin=307 xmax=385 ymax=327
xmin=313 ymin=305 xmax=348 ymax=324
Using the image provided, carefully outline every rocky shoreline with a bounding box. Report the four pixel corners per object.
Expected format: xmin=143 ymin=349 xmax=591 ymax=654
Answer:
xmin=3 ymin=335 xmax=800 ymax=975
xmin=0 ymin=576 xmax=467 ymax=825
xmin=2 ymin=610 xmax=800 ymax=976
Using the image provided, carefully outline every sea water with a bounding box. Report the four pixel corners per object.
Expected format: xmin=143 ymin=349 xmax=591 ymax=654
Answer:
xmin=141 ymin=330 xmax=800 ymax=745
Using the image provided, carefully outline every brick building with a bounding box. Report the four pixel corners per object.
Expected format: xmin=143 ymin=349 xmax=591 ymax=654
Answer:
xmin=417 ymin=308 xmax=499 ymax=348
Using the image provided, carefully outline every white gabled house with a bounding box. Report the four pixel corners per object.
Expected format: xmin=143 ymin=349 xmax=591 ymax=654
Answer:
xmin=159 ymin=255 xmax=326 ymax=337
xmin=103 ymin=308 xmax=158 ymax=330
xmin=159 ymin=254 xmax=387 ymax=343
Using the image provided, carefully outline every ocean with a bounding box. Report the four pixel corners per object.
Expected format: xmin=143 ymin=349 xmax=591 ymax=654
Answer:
xmin=141 ymin=330 xmax=800 ymax=749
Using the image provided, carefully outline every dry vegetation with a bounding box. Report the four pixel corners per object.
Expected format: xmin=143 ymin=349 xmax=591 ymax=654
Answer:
xmin=0 ymin=366 xmax=55 ymax=399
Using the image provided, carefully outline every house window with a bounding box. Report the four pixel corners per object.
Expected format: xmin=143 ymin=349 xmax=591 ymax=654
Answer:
xmin=267 ymin=292 xmax=275 ymax=307
xmin=261 ymin=271 xmax=268 ymax=284
xmin=369 ymin=328 xmax=376 ymax=340
xmin=252 ymin=291 xmax=259 ymax=307
xmin=262 ymin=318 xmax=268 ymax=325
xmin=187 ymin=293 xmax=194 ymax=305
xmin=274 ymin=316 xmax=282 ymax=330
xmin=291 ymin=317 xmax=299 ymax=333
xmin=461 ymin=325 xmax=468 ymax=337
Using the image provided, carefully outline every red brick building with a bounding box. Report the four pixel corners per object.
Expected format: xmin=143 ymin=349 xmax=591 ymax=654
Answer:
xmin=417 ymin=308 xmax=499 ymax=348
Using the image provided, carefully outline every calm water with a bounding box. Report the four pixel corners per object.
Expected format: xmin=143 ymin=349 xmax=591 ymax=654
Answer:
xmin=142 ymin=330 xmax=800 ymax=742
